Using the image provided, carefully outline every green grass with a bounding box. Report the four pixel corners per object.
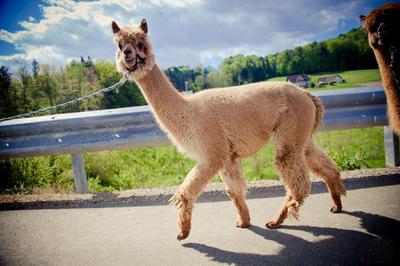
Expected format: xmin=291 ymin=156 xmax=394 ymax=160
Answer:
xmin=268 ymin=69 xmax=382 ymax=90
xmin=0 ymin=127 xmax=385 ymax=194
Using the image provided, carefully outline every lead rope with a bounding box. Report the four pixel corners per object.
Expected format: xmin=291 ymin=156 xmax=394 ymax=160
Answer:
xmin=0 ymin=72 xmax=130 ymax=123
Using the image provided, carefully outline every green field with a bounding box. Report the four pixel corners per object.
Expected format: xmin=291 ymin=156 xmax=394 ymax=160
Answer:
xmin=268 ymin=69 xmax=382 ymax=90
xmin=0 ymin=127 xmax=385 ymax=194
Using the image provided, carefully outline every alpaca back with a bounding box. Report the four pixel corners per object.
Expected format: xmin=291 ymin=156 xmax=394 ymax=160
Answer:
xmin=182 ymin=81 xmax=320 ymax=160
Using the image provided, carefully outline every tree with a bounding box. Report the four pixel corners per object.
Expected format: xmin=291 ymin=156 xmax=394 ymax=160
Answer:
xmin=0 ymin=66 xmax=15 ymax=117
xmin=32 ymin=59 xmax=39 ymax=78
xmin=266 ymin=54 xmax=277 ymax=77
xmin=17 ymin=65 xmax=33 ymax=113
xmin=94 ymin=60 xmax=145 ymax=108
xmin=38 ymin=64 xmax=56 ymax=106
xmin=292 ymin=47 xmax=305 ymax=74
xmin=276 ymin=50 xmax=291 ymax=76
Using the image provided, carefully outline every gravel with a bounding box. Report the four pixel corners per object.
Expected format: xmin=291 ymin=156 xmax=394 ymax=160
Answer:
xmin=0 ymin=167 xmax=399 ymax=210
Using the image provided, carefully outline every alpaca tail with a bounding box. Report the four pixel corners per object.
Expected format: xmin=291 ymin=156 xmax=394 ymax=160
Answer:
xmin=307 ymin=92 xmax=324 ymax=133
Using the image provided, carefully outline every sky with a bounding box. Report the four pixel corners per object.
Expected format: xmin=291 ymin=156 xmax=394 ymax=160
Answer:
xmin=0 ymin=0 xmax=396 ymax=73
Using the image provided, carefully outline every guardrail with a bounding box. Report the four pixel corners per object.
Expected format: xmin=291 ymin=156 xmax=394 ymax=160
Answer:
xmin=0 ymin=87 xmax=398 ymax=193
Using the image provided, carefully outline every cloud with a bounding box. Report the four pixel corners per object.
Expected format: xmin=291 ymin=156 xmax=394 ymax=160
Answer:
xmin=0 ymin=0 xmax=378 ymax=73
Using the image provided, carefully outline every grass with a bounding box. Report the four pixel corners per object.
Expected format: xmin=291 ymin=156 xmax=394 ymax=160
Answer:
xmin=268 ymin=69 xmax=382 ymax=90
xmin=0 ymin=127 xmax=385 ymax=194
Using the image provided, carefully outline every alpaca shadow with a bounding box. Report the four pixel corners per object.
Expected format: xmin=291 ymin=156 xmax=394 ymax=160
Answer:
xmin=183 ymin=211 xmax=400 ymax=265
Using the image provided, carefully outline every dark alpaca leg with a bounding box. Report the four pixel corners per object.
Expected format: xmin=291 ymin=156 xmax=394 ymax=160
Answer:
xmin=220 ymin=159 xmax=251 ymax=228
xmin=304 ymin=139 xmax=346 ymax=213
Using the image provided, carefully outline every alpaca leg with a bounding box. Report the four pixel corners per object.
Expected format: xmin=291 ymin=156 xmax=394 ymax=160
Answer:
xmin=305 ymin=139 xmax=346 ymax=213
xmin=219 ymin=160 xmax=250 ymax=228
xmin=170 ymin=162 xmax=221 ymax=240
xmin=266 ymin=146 xmax=311 ymax=229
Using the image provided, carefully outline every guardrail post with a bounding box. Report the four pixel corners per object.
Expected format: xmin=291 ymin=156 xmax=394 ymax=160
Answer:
xmin=384 ymin=126 xmax=400 ymax=167
xmin=71 ymin=153 xmax=88 ymax=193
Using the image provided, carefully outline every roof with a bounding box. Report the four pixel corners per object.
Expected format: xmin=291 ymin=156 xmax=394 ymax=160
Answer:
xmin=287 ymin=74 xmax=310 ymax=83
xmin=318 ymin=74 xmax=343 ymax=83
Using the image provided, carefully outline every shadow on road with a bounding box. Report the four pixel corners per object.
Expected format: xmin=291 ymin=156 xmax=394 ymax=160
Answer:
xmin=0 ymin=174 xmax=399 ymax=211
xmin=183 ymin=211 xmax=400 ymax=265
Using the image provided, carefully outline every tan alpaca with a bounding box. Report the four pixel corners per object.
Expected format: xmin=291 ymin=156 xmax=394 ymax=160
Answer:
xmin=111 ymin=19 xmax=346 ymax=240
xmin=364 ymin=3 xmax=400 ymax=134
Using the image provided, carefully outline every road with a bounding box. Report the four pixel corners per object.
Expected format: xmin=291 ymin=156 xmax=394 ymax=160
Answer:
xmin=0 ymin=177 xmax=399 ymax=265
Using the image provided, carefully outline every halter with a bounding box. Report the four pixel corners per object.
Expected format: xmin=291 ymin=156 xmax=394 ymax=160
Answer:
xmin=126 ymin=54 xmax=145 ymax=73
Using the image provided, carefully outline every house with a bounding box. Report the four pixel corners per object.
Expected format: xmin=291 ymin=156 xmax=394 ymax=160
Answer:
xmin=287 ymin=74 xmax=310 ymax=88
xmin=317 ymin=74 xmax=344 ymax=86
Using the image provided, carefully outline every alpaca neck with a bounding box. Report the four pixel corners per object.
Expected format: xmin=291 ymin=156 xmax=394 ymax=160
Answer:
xmin=136 ymin=64 xmax=188 ymax=132
xmin=374 ymin=49 xmax=400 ymax=131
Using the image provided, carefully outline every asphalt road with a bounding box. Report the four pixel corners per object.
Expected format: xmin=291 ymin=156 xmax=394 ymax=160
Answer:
xmin=1 ymin=178 xmax=399 ymax=265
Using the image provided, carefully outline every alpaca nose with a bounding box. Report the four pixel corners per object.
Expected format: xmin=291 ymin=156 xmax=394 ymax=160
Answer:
xmin=124 ymin=48 xmax=132 ymax=56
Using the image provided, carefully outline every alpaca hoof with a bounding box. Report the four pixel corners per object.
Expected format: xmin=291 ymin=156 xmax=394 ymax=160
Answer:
xmin=236 ymin=220 xmax=251 ymax=228
xmin=330 ymin=205 xmax=342 ymax=213
xmin=177 ymin=230 xmax=190 ymax=241
xmin=266 ymin=220 xmax=281 ymax=229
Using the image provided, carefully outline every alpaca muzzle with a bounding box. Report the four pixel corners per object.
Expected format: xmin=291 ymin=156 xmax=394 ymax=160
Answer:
xmin=125 ymin=55 xmax=145 ymax=73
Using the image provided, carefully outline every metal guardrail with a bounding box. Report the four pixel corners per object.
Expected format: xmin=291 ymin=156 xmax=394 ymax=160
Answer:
xmin=0 ymin=87 xmax=398 ymax=193
xmin=0 ymin=87 xmax=389 ymax=158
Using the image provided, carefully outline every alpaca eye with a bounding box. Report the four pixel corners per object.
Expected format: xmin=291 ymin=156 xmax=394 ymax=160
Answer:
xmin=137 ymin=42 xmax=144 ymax=50
xmin=118 ymin=43 xmax=122 ymax=50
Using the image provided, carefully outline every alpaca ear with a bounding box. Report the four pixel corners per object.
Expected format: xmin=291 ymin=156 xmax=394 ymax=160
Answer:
xmin=140 ymin=18 xmax=148 ymax=34
xmin=112 ymin=21 xmax=120 ymax=34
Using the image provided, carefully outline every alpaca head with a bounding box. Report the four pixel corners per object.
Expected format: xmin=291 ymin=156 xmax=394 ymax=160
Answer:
xmin=111 ymin=19 xmax=155 ymax=80
xmin=363 ymin=3 xmax=400 ymax=50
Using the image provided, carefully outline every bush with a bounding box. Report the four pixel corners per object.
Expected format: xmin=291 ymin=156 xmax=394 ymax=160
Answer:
xmin=329 ymin=151 xmax=369 ymax=171
xmin=0 ymin=127 xmax=384 ymax=194
xmin=0 ymin=155 xmax=73 ymax=194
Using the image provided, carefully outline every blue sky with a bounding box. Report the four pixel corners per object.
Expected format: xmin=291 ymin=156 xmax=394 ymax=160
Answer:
xmin=0 ymin=0 xmax=396 ymax=72
xmin=0 ymin=0 xmax=42 ymax=54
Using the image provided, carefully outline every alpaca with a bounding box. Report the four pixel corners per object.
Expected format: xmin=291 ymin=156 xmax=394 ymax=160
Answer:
xmin=111 ymin=19 xmax=346 ymax=240
xmin=364 ymin=3 xmax=400 ymax=134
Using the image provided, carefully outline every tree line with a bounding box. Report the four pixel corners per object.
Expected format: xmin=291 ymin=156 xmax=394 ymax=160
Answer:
xmin=0 ymin=27 xmax=377 ymax=119
xmin=0 ymin=57 xmax=146 ymax=119
xmin=166 ymin=28 xmax=377 ymax=90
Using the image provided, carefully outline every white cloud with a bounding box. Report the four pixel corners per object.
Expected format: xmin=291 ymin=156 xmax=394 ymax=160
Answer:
xmin=0 ymin=0 xmax=378 ymax=73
